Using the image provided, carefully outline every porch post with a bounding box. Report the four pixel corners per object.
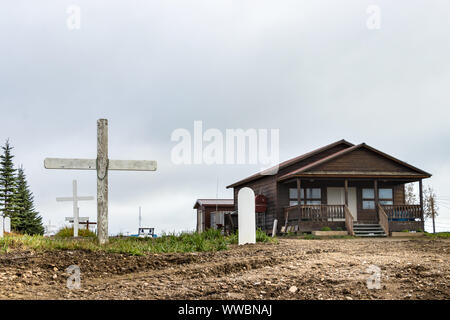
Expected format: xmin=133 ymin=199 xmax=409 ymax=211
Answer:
xmin=344 ymin=179 xmax=349 ymax=206
xmin=419 ymin=179 xmax=424 ymax=223
xmin=297 ymin=178 xmax=301 ymax=218
xmin=374 ymin=180 xmax=379 ymax=220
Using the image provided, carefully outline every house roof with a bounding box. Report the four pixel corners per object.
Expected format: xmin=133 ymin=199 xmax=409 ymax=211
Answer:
xmin=278 ymin=143 xmax=432 ymax=181
xmin=226 ymin=139 xmax=354 ymax=188
xmin=193 ymin=199 xmax=234 ymax=209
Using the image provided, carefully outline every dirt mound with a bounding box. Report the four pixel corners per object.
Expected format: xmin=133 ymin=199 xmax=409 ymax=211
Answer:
xmin=0 ymin=239 xmax=448 ymax=300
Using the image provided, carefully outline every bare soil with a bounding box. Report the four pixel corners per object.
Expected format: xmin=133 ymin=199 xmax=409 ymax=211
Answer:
xmin=0 ymin=238 xmax=448 ymax=300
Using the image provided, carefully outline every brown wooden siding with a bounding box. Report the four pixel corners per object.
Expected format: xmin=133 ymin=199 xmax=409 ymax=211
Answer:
xmin=312 ymin=149 xmax=416 ymax=173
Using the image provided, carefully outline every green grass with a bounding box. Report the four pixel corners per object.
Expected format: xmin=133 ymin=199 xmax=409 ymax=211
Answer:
xmin=55 ymin=227 xmax=97 ymax=238
xmin=0 ymin=228 xmax=277 ymax=256
xmin=424 ymin=232 xmax=450 ymax=239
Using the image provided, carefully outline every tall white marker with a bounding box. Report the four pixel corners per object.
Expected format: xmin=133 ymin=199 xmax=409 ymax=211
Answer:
xmin=0 ymin=216 xmax=3 ymax=238
xmin=238 ymin=187 xmax=256 ymax=245
xmin=4 ymin=217 xmax=11 ymax=233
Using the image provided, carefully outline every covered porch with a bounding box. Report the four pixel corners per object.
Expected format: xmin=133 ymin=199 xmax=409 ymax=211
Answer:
xmin=281 ymin=177 xmax=425 ymax=236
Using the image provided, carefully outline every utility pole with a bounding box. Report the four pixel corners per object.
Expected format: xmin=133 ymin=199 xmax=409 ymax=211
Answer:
xmin=139 ymin=206 xmax=142 ymax=228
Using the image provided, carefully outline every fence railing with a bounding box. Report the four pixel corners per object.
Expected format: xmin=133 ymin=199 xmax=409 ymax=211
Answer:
xmin=378 ymin=204 xmax=389 ymax=236
xmin=344 ymin=205 xmax=354 ymax=236
xmin=284 ymin=204 xmax=345 ymax=222
xmin=381 ymin=205 xmax=422 ymax=221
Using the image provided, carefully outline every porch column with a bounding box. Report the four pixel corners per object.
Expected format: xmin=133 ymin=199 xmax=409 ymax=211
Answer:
xmin=374 ymin=180 xmax=379 ymax=220
xmin=344 ymin=179 xmax=349 ymax=206
xmin=297 ymin=178 xmax=301 ymax=218
xmin=419 ymin=179 xmax=424 ymax=223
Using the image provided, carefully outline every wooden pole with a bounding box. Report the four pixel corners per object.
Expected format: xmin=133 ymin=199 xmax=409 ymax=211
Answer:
xmin=297 ymin=178 xmax=301 ymax=218
xmin=374 ymin=180 xmax=379 ymax=220
xmin=344 ymin=179 xmax=349 ymax=206
xmin=97 ymin=119 xmax=109 ymax=244
xmin=419 ymin=179 xmax=424 ymax=223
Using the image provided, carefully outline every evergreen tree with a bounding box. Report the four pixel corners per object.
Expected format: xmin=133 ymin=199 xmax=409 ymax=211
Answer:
xmin=12 ymin=166 xmax=44 ymax=235
xmin=0 ymin=139 xmax=17 ymax=218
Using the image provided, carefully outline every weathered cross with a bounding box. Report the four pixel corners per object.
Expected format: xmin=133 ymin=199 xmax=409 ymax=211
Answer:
xmin=45 ymin=119 xmax=157 ymax=244
xmin=57 ymin=179 xmax=94 ymax=237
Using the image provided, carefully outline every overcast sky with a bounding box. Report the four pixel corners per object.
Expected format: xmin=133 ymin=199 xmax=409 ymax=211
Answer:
xmin=1 ymin=0 xmax=449 ymax=235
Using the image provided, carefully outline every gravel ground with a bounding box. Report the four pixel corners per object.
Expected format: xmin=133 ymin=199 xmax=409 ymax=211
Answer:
xmin=0 ymin=238 xmax=448 ymax=300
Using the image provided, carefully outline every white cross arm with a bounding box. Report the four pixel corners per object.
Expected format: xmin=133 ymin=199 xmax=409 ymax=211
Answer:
xmin=109 ymin=160 xmax=157 ymax=171
xmin=66 ymin=217 xmax=90 ymax=222
xmin=57 ymin=196 xmax=95 ymax=202
xmin=44 ymin=158 xmax=157 ymax=171
xmin=45 ymin=158 xmax=96 ymax=170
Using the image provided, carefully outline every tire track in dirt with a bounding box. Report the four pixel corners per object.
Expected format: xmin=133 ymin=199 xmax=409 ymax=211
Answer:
xmin=1 ymin=239 xmax=449 ymax=300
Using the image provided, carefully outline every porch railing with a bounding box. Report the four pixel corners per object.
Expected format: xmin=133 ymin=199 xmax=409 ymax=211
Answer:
xmin=344 ymin=205 xmax=354 ymax=236
xmin=381 ymin=205 xmax=422 ymax=221
xmin=284 ymin=204 xmax=345 ymax=222
xmin=378 ymin=204 xmax=389 ymax=236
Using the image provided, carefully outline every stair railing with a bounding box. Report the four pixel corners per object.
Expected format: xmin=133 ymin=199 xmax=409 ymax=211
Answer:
xmin=378 ymin=204 xmax=390 ymax=236
xmin=344 ymin=205 xmax=354 ymax=236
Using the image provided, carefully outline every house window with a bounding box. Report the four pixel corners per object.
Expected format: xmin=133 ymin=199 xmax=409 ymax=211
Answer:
xmin=289 ymin=188 xmax=321 ymax=206
xmin=362 ymin=188 xmax=375 ymax=210
xmin=379 ymin=188 xmax=393 ymax=205
xmin=362 ymin=188 xmax=394 ymax=209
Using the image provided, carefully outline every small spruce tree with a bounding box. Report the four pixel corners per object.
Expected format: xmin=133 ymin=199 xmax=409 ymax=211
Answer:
xmin=0 ymin=139 xmax=17 ymax=219
xmin=12 ymin=166 xmax=44 ymax=235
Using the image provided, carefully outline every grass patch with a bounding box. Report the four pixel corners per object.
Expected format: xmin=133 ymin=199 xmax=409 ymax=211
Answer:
xmin=0 ymin=228 xmax=277 ymax=256
xmin=424 ymin=232 xmax=450 ymax=239
xmin=55 ymin=227 xmax=97 ymax=238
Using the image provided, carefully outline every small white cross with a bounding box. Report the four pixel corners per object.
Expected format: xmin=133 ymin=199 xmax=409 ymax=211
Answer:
xmin=57 ymin=180 xmax=94 ymax=237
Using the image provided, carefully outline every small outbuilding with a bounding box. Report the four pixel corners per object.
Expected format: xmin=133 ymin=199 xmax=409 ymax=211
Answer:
xmin=193 ymin=199 xmax=234 ymax=232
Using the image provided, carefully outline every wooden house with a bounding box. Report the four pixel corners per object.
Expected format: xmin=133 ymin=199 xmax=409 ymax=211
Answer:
xmin=226 ymin=140 xmax=431 ymax=237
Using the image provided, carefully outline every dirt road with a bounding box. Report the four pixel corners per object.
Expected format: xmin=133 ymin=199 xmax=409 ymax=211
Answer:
xmin=0 ymin=238 xmax=448 ymax=300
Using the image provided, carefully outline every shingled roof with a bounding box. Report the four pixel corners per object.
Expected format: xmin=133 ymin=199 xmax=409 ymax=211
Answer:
xmin=227 ymin=140 xmax=431 ymax=188
xmin=193 ymin=199 xmax=234 ymax=209
xmin=227 ymin=139 xmax=353 ymax=188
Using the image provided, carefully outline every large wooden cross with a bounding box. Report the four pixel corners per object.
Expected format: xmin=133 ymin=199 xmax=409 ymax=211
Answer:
xmin=45 ymin=119 xmax=157 ymax=244
xmin=57 ymin=179 xmax=94 ymax=237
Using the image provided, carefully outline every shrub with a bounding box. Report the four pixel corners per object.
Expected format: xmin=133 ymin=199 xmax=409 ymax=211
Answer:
xmin=321 ymin=226 xmax=332 ymax=231
xmin=55 ymin=227 xmax=97 ymax=238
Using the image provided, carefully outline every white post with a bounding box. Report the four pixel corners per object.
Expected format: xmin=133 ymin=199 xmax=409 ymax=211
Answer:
xmin=73 ymin=180 xmax=79 ymax=237
xmin=238 ymin=187 xmax=256 ymax=245
xmin=4 ymin=217 xmax=11 ymax=233
xmin=0 ymin=216 xmax=3 ymax=238
xmin=272 ymin=219 xmax=278 ymax=237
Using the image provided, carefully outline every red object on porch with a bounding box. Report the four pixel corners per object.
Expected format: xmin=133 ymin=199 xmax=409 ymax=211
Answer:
xmin=255 ymin=194 xmax=268 ymax=213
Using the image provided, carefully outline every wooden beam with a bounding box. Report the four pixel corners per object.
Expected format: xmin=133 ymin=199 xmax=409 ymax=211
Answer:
xmin=97 ymin=119 xmax=109 ymax=245
xmin=344 ymin=179 xmax=349 ymax=206
xmin=419 ymin=179 xmax=424 ymax=222
xmin=44 ymin=158 xmax=96 ymax=170
xmin=374 ymin=179 xmax=379 ymax=220
xmin=297 ymin=178 xmax=301 ymax=218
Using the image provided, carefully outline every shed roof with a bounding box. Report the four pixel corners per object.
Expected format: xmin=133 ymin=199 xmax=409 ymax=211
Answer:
xmin=193 ymin=199 xmax=234 ymax=209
